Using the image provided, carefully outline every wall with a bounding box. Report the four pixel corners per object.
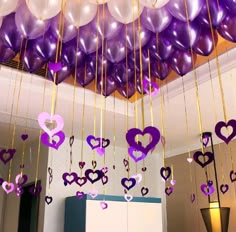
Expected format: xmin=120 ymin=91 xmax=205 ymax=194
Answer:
xmin=166 ymin=139 xmax=236 ymax=232
xmin=43 ymin=137 xmax=164 ymax=232
xmin=2 ymin=138 xmax=49 ymax=232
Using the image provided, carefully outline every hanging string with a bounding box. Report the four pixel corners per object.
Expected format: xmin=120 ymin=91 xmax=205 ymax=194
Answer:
xmin=112 ymin=95 xmax=116 ymax=168
xmin=160 ymin=88 xmax=166 ymax=166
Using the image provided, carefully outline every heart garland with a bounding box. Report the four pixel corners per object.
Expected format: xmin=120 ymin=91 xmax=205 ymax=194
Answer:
xmin=220 ymin=184 xmax=229 ymax=194
xmin=121 ymin=177 xmax=136 ymax=191
xmin=86 ymin=135 xmax=110 ymax=150
xmin=62 ymin=172 xmax=78 ymax=185
xmin=215 ymin=119 xmax=236 ymax=144
xmin=160 ymin=167 xmax=171 ymax=181
xmin=85 ymin=169 xmax=103 ymax=184
xmin=0 ymin=149 xmax=16 ymax=165
xmin=193 ymin=151 xmax=214 ymax=168
xmin=15 ymin=174 xmax=28 ymax=187
xmin=128 ymin=147 xmax=147 ymax=162
xmin=41 ymin=131 xmax=65 ymax=150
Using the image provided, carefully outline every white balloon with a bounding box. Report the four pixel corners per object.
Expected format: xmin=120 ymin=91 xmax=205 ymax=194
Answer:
xmin=26 ymin=0 xmax=62 ymax=20
xmin=64 ymin=0 xmax=97 ymax=28
xmin=107 ymin=0 xmax=144 ymax=24
xmin=140 ymin=0 xmax=170 ymax=8
xmin=89 ymin=0 xmax=110 ymax=4
xmin=0 ymin=0 xmax=19 ymax=16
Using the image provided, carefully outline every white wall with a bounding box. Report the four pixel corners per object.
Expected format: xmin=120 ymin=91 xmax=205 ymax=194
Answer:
xmin=2 ymin=138 xmax=49 ymax=232
xmin=43 ymin=137 xmax=164 ymax=232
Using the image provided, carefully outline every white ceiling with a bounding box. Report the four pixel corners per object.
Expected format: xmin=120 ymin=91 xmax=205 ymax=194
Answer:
xmin=0 ymin=47 xmax=236 ymax=157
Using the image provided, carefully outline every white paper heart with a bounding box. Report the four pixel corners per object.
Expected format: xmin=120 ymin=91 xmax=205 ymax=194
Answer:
xmin=88 ymin=189 xmax=98 ymax=199
xmin=170 ymin=179 xmax=176 ymax=186
xmin=187 ymin=158 xmax=193 ymax=163
xmin=131 ymin=173 xmax=142 ymax=184
xmin=124 ymin=194 xmax=133 ymax=202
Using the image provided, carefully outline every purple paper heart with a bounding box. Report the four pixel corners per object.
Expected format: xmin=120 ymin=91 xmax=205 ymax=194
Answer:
xmin=208 ymin=180 xmax=213 ymax=186
xmin=230 ymin=170 xmax=236 ymax=182
xmin=92 ymin=160 xmax=97 ymax=169
xmin=191 ymin=193 xmax=196 ymax=203
xmin=48 ymin=61 xmax=62 ymax=73
xmin=76 ymin=177 xmax=87 ymax=187
xmin=101 ymin=138 xmax=110 ymax=148
xmin=101 ymin=167 xmax=108 ymax=174
xmin=128 ymin=147 xmax=147 ymax=162
xmin=29 ymin=184 xmax=42 ymax=196
xmin=85 ymin=169 xmax=103 ymax=184
xmin=41 ymin=131 xmax=65 ymax=150
xmin=2 ymin=181 xmax=15 ymax=194
xmin=160 ymin=167 xmax=171 ymax=181
xmin=45 ymin=196 xmax=53 ymax=205
xmin=88 ymin=190 xmax=98 ymax=199
xmin=62 ymin=172 xmax=78 ymax=185
xmin=123 ymin=159 xmax=129 ymax=167
xmin=215 ymin=120 xmax=236 ymax=144
xmin=126 ymin=126 xmax=160 ymax=155
xmin=76 ymin=191 xmax=85 ymax=200
xmin=165 ymin=187 xmax=173 ymax=196
xmin=124 ymin=194 xmax=133 ymax=202
xmin=193 ymin=151 xmax=214 ymax=168
xmin=79 ymin=161 xmax=85 ymax=169
xmin=100 ymin=201 xmax=108 ymax=210
xmin=201 ymin=184 xmax=215 ymax=196
xmin=202 ymin=135 xmax=209 ymax=147
xmin=0 ymin=149 xmax=16 ymax=165
xmin=141 ymin=187 xmax=149 ymax=196
xmin=21 ymin=134 xmax=28 ymax=141
xmin=220 ymin=184 xmax=229 ymax=194
xmin=121 ymin=177 xmax=136 ymax=191
xmin=96 ymin=147 xmax=105 ymax=156
xmin=87 ymin=135 xmax=110 ymax=150
xmin=101 ymin=175 xmax=108 ymax=185
xmin=15 ymin=187 xmax=24 ymax=197
xmin=15 ymin=174 xmax=28 ymax=187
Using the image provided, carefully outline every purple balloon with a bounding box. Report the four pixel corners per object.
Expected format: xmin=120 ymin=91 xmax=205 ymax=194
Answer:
xmin=193 ymin=26 xmax=218 ymax=56
xmin=48 ymin=65 xmax=72 ymax=85
xmin=217 ymin=13 xmax=236 ymax=42
xmin=0 ymin=13 xmax=23 ymax=52
xmin=0 ymin=39 xmax=16 ymax=62
xmin=50 ymin=14 xmax=77 ymax=43
xmin=123 ymin=20 xmax=151 ymax=51
xmin=166 ymin=18 xmax=200 ymax=50
xmin=117 ymin=81 xmax=135 ymax=99
xmin=91 ymin=4 xmax=123 ymax=40
xmin=62 ymin=38 xmax=85 ymax=68
xmin=112 ymin=62 xmax=134 ymax=84
xmin=223 ymin=0 xmax=236 ymax=16
xmin=197 ymin=0 xmax=227 ymax=28
xmin=105 ymin=37 xmax=127 ymax=63
xmin=167 ymin=0 xmax=204 ymax=22
xmin=141 ymin=6 xmax=172 ymax=33
xmin=128 ymin=48 xmax=150 ymax=73
xmin=151 ymin=59 xmax=170 ymax=80
xmin=15 ymin=3 xmax=50 ymax=40
xmin=148 ymin=33 xmax=175 ymax=61
xmin=75 ymin=65 xmax=95 ymax=87
xmin=78 ymin=22 xmax=102 ymax=54
xmin=97 ymin=75 xmax=117 ymax=96
xmin=21 ymin=44 xmax=45 ymax=73
xmin=31 ymin=30 xmax=57 ymax=62
xmin=168 ymin=49 xmax=197 ymax=76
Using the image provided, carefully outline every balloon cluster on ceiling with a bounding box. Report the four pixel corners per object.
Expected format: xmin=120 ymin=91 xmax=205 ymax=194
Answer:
xmin=0 ymin=0 xmax=236 ymax=98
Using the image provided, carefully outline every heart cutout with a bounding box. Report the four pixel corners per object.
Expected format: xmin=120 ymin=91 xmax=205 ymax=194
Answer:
xmin=96 ymin=147 xmax=105 ymax=156
xmin=101 ymin=175 xmax=108 ymax=185
xmin=141 ymin=187 xmax=149 ymax=196
xmin=128 ymin=147 xmax=147 ymax=162
xmin=220 ymin=184 xmax=229 ymax=194
xmin=21 ymin=134 xmax=28 ymax=141
xmin=100 ymin=201 xmax=108 ymax=210
xmin=29 ymin=184 xmax=42 ymax=196
xmin=15 ymin=174 xmax=28 ymax=187
xmin=160 ymin=167 xmax=171 ymax=181
xmin=131 ymin=174 xmax=142 ymax=184
xmin=230 ymin=170 xmax=236 ymax=182
xmin=201 ymin=135 xmax=209 ymax=147
xmin=15 ymin=187 xmax=24 ymax=197
xmin=38 ymin=112 xmax=64 ymax=137
xmin=165 ymin=187 xmax=173 ymax=196
xmin=193 ymin=151 xmax=214 ymax=168
xmin=123 ymin=159 xmax=129 ymax=167
xmin=126 ymin=126 xmax=161 ymax=155
xmin=121 ymin=177 xmax=136 ymax=191
xmin=201 ymin=184 xmax=214 ymax=196
xmin=62 ymin=172 xmax=78 ymax=185
xmin=215 ymin=120 xmax=236 ymax=144
xmin=76 ymin=177 xmax=87 ymax=187
xmin=88 ymin=190 xmax=98 ymax=199
xmin=124 ymin=194 xmax=133 ymax=202
xmin=0 ymin=149 xmax=16 ymax=165
xmin=76 ymin=191 xmax=85 ymax=200
xmin=79 ymin=161 xmax=85 ymax=169
xmin=101 ymin=166 xmax=109 ymax=174
xmin=41 ymin=131 xmax=65 ymax=150
xmin=85 ymin=169 xmax=103 ymax=184
xmin=170 ymin=179 xmax=176 ymax=186
xmin=45 ymin=196 xmax=53 ymax=205
xmin=2 ymin=181 xmax=15 ymax=194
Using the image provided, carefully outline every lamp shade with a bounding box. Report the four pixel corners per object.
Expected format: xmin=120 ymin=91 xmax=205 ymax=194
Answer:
xmin=201 ymin=206 xmax=230 ymax=232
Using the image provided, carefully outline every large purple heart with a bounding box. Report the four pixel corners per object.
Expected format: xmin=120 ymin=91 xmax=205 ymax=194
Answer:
xmin=121 ymin=177 xmax=136 ymax=191
xmin=86 ymin=135 xmax=110 ymax=150
xmin=62 ymin=172 xmax=78 ymax=185
xmin=76 ymin=177 xmax=87 ymax=187
xmin=160 ymin=167 xmax=171 ymax=181
xmin=126 ymin=126 xmax=160 ymax=155
xmin=215 ymin=120 xmax=236 ymax=144
xmin=220 ymin=184 xmax=229 ymax=194
xmin=85 ymin=169 xmax=103 ymax=184
xmin=128 ymin=147 xmax=147 ymax=163
xmin=230 ymin=170 xmax=236 ymax=182
xmin=201 ymin=184 xmax=215 ymax=196
xmin=41 ymin=131 xmax=65 ymax=150
xmin=0 ymin=149 xmax=16 ymax=165
xmin=193 ymin=151 xmax=214 ymax=168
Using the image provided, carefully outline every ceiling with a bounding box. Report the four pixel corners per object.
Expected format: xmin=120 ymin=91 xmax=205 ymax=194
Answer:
xmin=0 ymin=46 xmax=236 ymax=157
